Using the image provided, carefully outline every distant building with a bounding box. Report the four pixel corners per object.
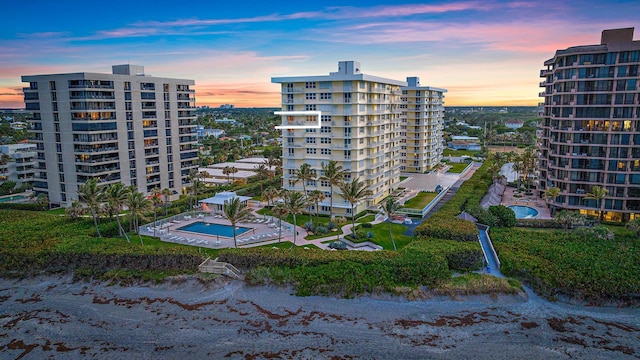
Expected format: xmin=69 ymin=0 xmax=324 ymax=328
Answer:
xmin=505 ymin=119 xmax=524 ymax=129
xmin=0 ymin=143 xmax=36 ymax=184
xmin=219 ymin=104 xmax=234 ymax=109
xmin=214 ymin=117 xmax=237 ymax=124
xmin=196 ymin=125 xmax=225 ymax=138
xmin=447 ymin=141 xmax=481 ymax=151
xmin=538 ymin=27 xmax=640 ymax=221
xmin=22 ymin=64 xmax=198 ymax=207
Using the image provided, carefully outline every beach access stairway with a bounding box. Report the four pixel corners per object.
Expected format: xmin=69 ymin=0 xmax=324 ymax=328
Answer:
xmin=476 ymin=224 xmax=502 ymax=276
xmin=198 ymin=257 xmax=244 ymax=280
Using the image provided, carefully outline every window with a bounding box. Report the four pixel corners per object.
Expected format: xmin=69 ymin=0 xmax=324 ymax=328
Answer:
xmin=321 ymin=115 xmax=331 ymax=122
xmin=321 ymin=149 xmax=331 ymax=155
xmin=320 ymin=126 xmax=331 ymax=133
xmin=305 ymin=93 xmax=316 ymax=100
xmin=306 ymin=148 xmax=317 ymax=154
xmin=305 ymin=137 xmax=316 ymax=144
xmin=305 ymin=104 xmax=317 ymax=111
xmin=320 ymin=138 xmax=331 ymax=144
xmin=320 ymin=93 xmax=331 ymax=100
xmin=321 ymin=180 xmax=330 ymax=187
xmin=305 ymin=82 xmax=316 ymax=89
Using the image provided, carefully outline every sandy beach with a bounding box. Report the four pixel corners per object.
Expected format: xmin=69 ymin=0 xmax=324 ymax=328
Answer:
xmin=0 ymin=276 xmax=638 ymax=359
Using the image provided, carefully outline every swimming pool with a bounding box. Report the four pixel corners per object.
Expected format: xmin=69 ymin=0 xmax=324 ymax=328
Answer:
xmin=0 ymin=195 xmax=29 ymax=203
xmin=176 ymin=221 xmax=251 ymax=237
xmin=508 ymin=205 xmax=539 ymax=219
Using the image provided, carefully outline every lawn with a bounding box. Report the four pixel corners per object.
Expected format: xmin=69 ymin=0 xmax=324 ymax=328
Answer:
xmin=402 ymin=191 xmax=438 ymax=209
xmin=447 ymin=163 xmax=470 ymax=173
xmin=442 ymin=148 xmax=481 ymax=157
xmin=352 ymin=221 xmax=414 ymax=250
xmin=256 ymin=207 xmax=343 ymax=240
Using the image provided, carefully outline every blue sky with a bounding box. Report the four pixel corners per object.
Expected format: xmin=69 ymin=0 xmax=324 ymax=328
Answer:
xmin=1 ymin=0 xmax=639 ymax=107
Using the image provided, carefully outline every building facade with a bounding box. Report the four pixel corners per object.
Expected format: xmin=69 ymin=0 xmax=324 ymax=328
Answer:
xmin=538 ymin=28 xmax=640 ymax=221
xmin=400 ymin=77 xmax=447 ymax=173
xmin=22 ymin=65 xmax=198 ymax=207
xmin=272 ymin=61 xmax=446 ymax=217
xmin=0 ymin=143 xmax=36 ymax=185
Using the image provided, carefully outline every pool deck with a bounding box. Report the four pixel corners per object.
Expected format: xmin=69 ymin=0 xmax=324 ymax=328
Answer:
xmin=500 ymin=186 xmax=552 ymax=220
xmin=143 ymin=211 xmax=309 ymax=250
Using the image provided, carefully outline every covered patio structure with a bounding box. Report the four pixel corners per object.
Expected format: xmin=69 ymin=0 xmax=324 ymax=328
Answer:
xmin=199 ymin=191 xmax=251 ymax=214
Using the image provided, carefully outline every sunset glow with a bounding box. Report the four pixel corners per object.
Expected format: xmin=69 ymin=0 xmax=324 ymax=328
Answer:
xmin=1 ymin=0 xmax=638 ymax=108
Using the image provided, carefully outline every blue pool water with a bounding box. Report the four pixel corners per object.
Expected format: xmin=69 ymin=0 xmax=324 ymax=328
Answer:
xmin=508 ymin=205 xmax=539 ymax=219
xmin=0 ymin=195 xmax=28 ymax=203
xmin=176 ymin=221 xmax=251 ymax=237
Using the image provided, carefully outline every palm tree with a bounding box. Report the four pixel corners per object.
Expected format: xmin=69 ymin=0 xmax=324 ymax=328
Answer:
xmin=338 ymin=177 xmax=372 ymax=241
xmin=263 ymin=186 xmax=279 ymax=207
xmin=77 ymin=178 xmax=105 ymax=237
xmin=253 ymin=163 xmax=270 ymax=194
xmin=520 ymin=148 xmax=536 ymax=191
xmin=230 ymin=166 xmax=238 ymax=182
xmin=380 ymin=197 xmax=401 ymax=251
xmin=511 ymin=160 xmax=523 ymax=190
xmin=543 ymin=187 xmax=561 ymax=204
xmin=295 ymin=163 xmax=315 ymax=195
xmin=486 ymin=163 xmax=501 ymax=185
xmin=320 ymin=160 xmax=347 ymax=219
xmin=308 ymin=190 xmax=326 ymax=227
xmin=150 ymin=187 xmax=163 ymax=237
xmin=272 ymin=204 xmax=289 ymax=243
xmin=585 ymin=185 xmax=608 ymax=222
xmin=126 ymin=186 xmax=151 ymax=245
xmin=104 ymin=182 xmax=130 ymax=241
xmin=223 ymin=166 xmax=232 ymax=184
xmin=280 ymin=189 xmax=308 ymax=246
xmin=555 ymin=210 xmax=585 ymax=231
xmin=161 ymin=188 xmax=172 ymax=216
xmin=221 ymin=197 xmax=254 ymax=248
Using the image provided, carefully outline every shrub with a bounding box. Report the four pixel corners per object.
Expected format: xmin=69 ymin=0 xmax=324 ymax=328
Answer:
xmin=515 ymin=218 xmax=562 ymax=228
xmin=315 ymin=225 xmax=328 ymax=235
xmin=366 ymin=231 xmax=374 ymax=239
xmin=362 ymin=223 xmax=373 ymax=228
xmin=574 ymin=226 xmax=614 ymax=240
xmin=304 ymin=222 xmax=315 ymax=232
xmin=328 ymin=241 xmax=347 ymax=250
xmin=327 ymin=221 xmax=336 ymax=230
xmin=489 ymin=205 xmax=516 ymax=228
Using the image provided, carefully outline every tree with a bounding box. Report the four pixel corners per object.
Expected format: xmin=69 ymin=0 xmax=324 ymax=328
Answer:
xmin=263 ymin=186 xmax=279 ymax=207
xmin=543 ymin=187 xmax=561 ymax=204
xmin=519 ymin=148 xmax=536 ymax=191
xmin=379 ymin=197 xmax=401 ymax=251
xmin=320 ymin=160 xmax=347 ymax=219
xmin=223 ymin=166 xmax=232 ymax=184
xmin=253 ymin=163 xmax=270 ymax=194
xmin=65 ymin=201 xmax=85 ymax=220
xmin=77 ymin=178 xmax=105 ymax=237
xmin=555 ymin=210 xmax=586 ymax=231
xmin=294 ymin=163 xmax=316 ymax=196
xmin=511 ymin=160 xmax=522 ymax=190
xmin=585 ymin=186 xmax=608 ymax=222
xmin=486 ymin=163 xmax=501 ymax=185
xmin=338 ymin=177 xmax=372 ymax=241
xmin=150 ymin=187 xmax=163 ymax=238
xmin=272 ymin=204 xmax=289 ymax=243
xmin=161 ymin=188 xmax=172 ymax=216
xmin=126 ymin=186 xmax=151 ymax=245
xmin=221 ymin=197 xmax=254 ymax=248
xmin=280 ymin=189 xmax=307 ymax=246
xmin=230 ymin=166 xmax=238 ymax=182
xmin=104 ymin=182 xmax=130 ymax=241
xmin=308 ymin=190 xmax=326 ymax=227
xmin=626 ymin=218 xmax=640 ymax=237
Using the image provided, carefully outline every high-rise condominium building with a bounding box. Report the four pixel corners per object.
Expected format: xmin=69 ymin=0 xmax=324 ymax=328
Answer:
xmin=400 ymin=77 xmax=447 ymax=172
xmin=22 ymin=65 xmax=198 ymax=207
xmin=272 ymin=61 xmax=446 ymax=217
xmin=538 ymin=28 xmax=640 ymax=221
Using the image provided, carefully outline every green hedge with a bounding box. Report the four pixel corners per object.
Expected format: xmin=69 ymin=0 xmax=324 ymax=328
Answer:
xmin=491 ymin=227 xmax=640 ymax=302
xmin=515 ymin=218 xmax=562 ymax=228
xmin=0 ymin=203 xmax=48 ymax=211
xmin=403 ymin=237 xmax=483 ymax=272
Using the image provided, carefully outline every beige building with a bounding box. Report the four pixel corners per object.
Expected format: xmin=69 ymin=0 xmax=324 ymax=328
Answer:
xmin=538 ymin=28 xmax=640 ymax=221
xmin=400 ymin=77 xmax=447 ymax=172
xmin=22 ymin=65 xmax=198 ymax=207
xmin=272 ymin=61 xmax=446 ymax=217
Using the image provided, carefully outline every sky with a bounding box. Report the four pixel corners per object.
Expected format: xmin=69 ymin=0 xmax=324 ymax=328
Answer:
xmin=1 ymin=0 xmax=639 ymax=108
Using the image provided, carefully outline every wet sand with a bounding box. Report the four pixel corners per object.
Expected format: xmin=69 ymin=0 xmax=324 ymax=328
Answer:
xmin=0 ymin=276 xmax=638 ymax=359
